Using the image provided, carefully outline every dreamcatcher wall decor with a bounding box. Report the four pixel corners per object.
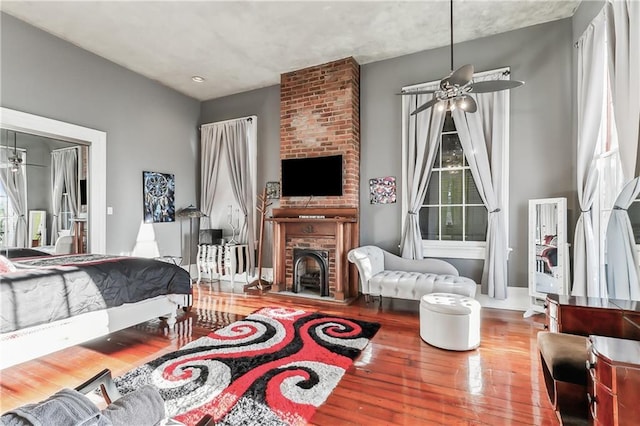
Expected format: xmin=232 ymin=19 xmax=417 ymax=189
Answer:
xmin=143 ymin=170 xmax=176 ymax=223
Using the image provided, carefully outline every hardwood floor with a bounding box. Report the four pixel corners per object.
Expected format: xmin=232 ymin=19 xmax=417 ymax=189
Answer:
xmin=0 ymin=285 xmax=558 ymax=425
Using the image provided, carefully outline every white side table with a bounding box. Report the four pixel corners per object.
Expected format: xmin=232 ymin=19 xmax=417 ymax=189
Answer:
xmin=196 ymin=244 xmax=249 ymax=285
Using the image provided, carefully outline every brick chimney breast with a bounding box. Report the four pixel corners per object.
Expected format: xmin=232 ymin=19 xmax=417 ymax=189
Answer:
xmin=280 ymin=57 xmax=360 ymax=209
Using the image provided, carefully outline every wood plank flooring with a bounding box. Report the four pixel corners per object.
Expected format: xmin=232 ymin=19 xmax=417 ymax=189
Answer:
xmin=0 ymin=285 xmax=557 ymax=425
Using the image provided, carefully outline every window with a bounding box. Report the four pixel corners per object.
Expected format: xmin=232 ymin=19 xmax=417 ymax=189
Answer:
xmin=595 ymin=58 xmax=622 ymax=281
xmin=401 ymin=68 xmax=510 ymax=260
xmin=420 ymin=112 xmax=487 ymax=242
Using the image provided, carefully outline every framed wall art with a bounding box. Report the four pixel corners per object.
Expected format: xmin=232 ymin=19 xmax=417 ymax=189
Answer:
xmin=266 ymin=181 xmax=281 ymax=199
xmin=369 ymin=176 xmax=396 ymax=204
xmin=143 ymin=171 xmax=175 ymax=223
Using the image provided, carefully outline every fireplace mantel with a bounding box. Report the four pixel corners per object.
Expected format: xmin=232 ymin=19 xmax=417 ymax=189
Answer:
xmin=269 ymin=208 xmax=358 ymax=301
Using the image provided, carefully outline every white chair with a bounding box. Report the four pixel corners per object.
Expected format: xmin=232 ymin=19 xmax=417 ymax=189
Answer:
xmin=54 ymin=235 xmax=74 ymax=254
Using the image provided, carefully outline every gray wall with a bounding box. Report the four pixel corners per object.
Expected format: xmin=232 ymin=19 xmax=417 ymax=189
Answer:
xmin=1 ymin=13 xmax=201 ymax=257
xmin=572 ymin=0 xmax=605 ymax=41
xmin=2 ymin=12 xmax=580 ymax=287
xmin=362 ymin=19 xmax=575 ymax=287
xmin=201 ymin=19 xmax=576 ymax=287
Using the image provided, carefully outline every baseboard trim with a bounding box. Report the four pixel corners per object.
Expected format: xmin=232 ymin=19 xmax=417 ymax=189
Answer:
xmin=476 ymin=285 xmax=529 ymax=312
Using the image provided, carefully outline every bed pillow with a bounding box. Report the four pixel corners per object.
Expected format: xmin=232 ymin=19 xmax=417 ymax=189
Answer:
xmin=0 ymin=255 xmax=17 ymax=273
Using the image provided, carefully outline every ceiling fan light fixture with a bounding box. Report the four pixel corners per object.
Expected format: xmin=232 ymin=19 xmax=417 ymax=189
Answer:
xmin=398 ymin=0 xmax=524 ymax=115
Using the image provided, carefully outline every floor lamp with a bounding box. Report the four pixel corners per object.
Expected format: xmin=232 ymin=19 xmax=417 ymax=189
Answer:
xmin=177 ymin=205 xmax=206 ymax=278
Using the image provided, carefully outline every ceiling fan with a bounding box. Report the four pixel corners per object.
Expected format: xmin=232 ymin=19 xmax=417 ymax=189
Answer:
xmin=1 ymin=130 xmax=44 ymax=172
xmin=399 ymin=0 xmax=524 ymax=115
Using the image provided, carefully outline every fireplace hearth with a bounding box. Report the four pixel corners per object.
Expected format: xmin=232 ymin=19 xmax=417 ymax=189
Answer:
xmin=269 ymin=208 xmax=358 ymax=301
xmin=293 ymin=248 xmax=329 ymax=297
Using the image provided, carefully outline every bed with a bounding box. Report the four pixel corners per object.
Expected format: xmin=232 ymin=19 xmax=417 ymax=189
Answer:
xmin=0 ymin=253 xmax=192 ymax=369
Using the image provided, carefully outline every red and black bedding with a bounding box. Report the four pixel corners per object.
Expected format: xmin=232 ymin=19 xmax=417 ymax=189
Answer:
xmin=0 ymin=254 xmax=191 ymax=333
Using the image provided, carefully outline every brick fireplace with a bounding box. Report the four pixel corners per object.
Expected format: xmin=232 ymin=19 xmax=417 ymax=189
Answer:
xmin=280 ymin=57 xmax=360 ymax=209
xmin=271 ymin=57 xmax=360 ymax=301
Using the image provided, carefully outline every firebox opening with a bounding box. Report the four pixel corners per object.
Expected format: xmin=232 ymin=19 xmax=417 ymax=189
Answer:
xmin=293 ymin=248 xmax=329 ymax=297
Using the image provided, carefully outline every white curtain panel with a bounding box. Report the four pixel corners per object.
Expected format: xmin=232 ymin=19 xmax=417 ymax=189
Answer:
xmin=200 ymin=125 xmax=224 ymax=228
xmin=63 ymin=150 xmax=79 ymax=220
xmin=224 ymin=120 xmax=257 ymax=272
xmin=400 ymin=86 xmax=445 ymax=259
xmin=50 ymin=148 xmax=78 ymax=244
xmin=605 ymin=0 xmax=640 ymax=181
xmin=200 ymin=118 xmax=257 ymax=273
xmin=606 ymin=177 xmax=640 ymax=300
xmin=573 ymin=10 xmax=607 ymax=297
xmin=0 ymin=149 xmax=27 ymax=247
xmin=452 ymin=71 xmax=508 ymax=300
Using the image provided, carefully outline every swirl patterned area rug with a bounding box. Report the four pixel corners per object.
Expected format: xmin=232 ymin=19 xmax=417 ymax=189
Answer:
xmin=114 ymin=307 xmax=380 ymax=426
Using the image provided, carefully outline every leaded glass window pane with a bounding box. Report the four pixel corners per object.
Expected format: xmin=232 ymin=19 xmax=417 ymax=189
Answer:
xmin=441 ymin=206 xmax=463 ymax=241
xmin=441 ymin=170 xmax=462 ymax=205
xmin=418 ymin=111 xmax=487 ymax=243
xmin=419 ymin=207 xmax=439 ymax=240
xmin=465 ymin=170 xmax=483 ymax=204
xmin=441 ymin=134 xmax=463 ymax=168
xmin=466 ymin=206 xmax=488 ymax=241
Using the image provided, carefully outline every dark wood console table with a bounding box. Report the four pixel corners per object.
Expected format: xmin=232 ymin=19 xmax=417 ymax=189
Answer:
xmin=545 ymin=294 xmax=640 ymax=340
xmin=545 ymin=294 xmax=640 ymax=425
xmin=588 ymin=335 xmax=640 ymax=426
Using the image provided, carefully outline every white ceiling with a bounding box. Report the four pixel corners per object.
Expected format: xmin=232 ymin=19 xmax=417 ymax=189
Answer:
xmin=1 ymin=1 xmax=581 ymax=101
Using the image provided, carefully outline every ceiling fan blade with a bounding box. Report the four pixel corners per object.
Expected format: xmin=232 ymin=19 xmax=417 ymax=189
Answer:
xmin=397 ymin=89 xmax=438 ymax=95
xmin=470 ymin=80 xmax=525 ymax=93
xmin=448 ymin=64 xmax=474 ymax=87
xmin=410 ymin=98 xmax=441 ymax=116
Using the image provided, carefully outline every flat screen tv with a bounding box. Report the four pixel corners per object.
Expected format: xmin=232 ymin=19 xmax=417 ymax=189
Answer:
xmin=281 ymin=155 xmax=343 ymax=197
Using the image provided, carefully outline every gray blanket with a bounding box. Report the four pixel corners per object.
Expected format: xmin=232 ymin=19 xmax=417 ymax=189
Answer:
xmin=0 ymin=388 xmax=110 ymax=426
xmin=0 ymin=385 xmax=166 ymax=426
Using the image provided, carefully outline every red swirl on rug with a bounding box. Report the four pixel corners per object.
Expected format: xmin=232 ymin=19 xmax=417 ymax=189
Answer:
xmin=115 ymin=307 xmax=380 ymax=426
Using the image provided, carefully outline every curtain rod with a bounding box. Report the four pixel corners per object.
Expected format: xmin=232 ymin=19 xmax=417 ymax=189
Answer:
xmin=51 ymin=146 xmax=79 ymax=153
xmin=200 ymin=115 xmax=255 ymax=130
xmin=401 ymin=66 xmax=511 ymax=91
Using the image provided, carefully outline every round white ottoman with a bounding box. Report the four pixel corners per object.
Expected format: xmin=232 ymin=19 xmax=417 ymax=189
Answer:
xmin=420 ymin=292 xmax=481 ymax=351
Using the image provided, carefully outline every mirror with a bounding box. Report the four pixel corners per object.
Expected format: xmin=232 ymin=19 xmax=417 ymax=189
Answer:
xmin=525 ymin=197 xmax=569 ymax=317
xmin=1 ymin=129 xmax=86 ymax=252
xmin=606 ymin=177 xmax=640 ymax=301
xmin=28 ymin=210 xmax=46 ymax=248
xmin=0 ymin=107 xmax=107 ymax=255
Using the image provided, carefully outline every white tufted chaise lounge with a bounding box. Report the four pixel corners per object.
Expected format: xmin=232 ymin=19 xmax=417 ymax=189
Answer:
xmin=347 ymin=245 xmax=477 ymax=302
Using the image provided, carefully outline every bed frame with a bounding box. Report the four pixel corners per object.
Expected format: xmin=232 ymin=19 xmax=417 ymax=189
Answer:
xmin=0 ymin=294 xmax=191 ymax=370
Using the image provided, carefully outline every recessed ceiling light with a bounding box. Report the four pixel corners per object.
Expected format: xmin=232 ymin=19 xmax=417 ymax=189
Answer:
xmin=191 ymin=76 xmax=205 ymax=83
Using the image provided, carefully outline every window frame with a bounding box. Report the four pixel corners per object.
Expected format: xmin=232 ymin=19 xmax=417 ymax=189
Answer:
xmin=401 ymin=67 xmax=511 ymax=260
xmin=594 ymin=60 xmax=624 ymax=285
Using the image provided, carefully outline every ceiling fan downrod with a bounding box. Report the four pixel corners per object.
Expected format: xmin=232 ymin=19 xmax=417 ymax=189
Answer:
xmin=450 ymin=0 xmax=454 ymax=72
